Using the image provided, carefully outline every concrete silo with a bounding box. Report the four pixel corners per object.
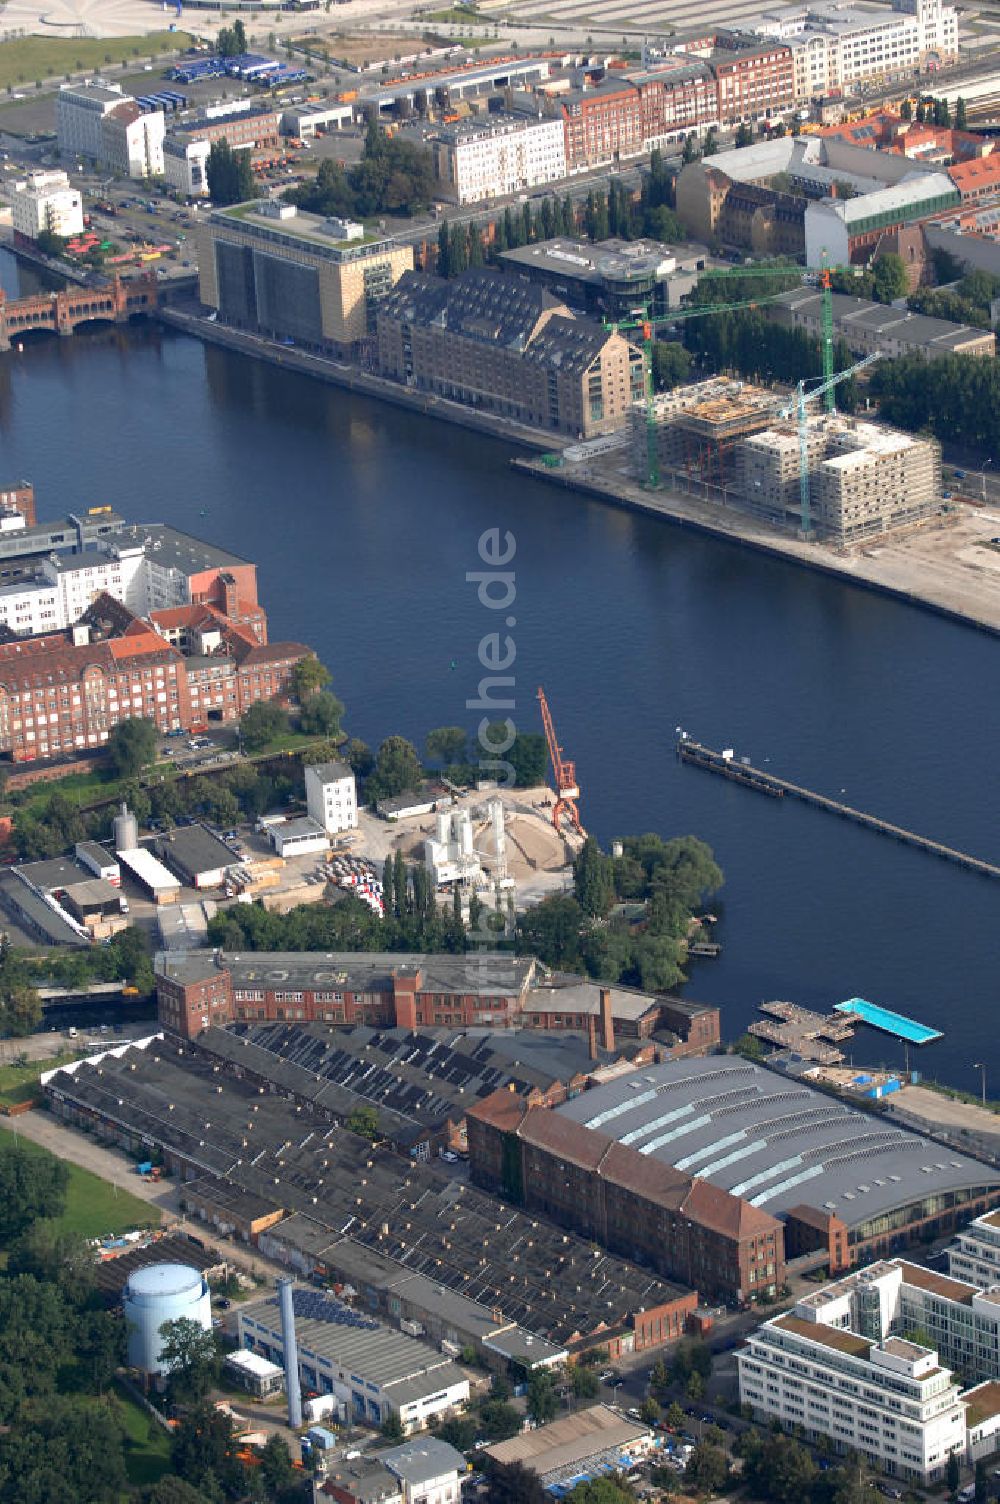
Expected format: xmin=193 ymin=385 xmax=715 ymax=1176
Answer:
xmin=123 ymin=1262 xmax=212 ymax=1378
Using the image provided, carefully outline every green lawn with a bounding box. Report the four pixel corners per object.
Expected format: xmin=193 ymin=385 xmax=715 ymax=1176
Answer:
xmin=114 ymin=1384 xmax=173 ymax=1488
xmin=0 ymin=1049 xmax=85 ymax=1109
xmin=0 ymin=33 xmax=192 ymax=90
xmin=0 ymin=1123 xmax=160 ymax=1239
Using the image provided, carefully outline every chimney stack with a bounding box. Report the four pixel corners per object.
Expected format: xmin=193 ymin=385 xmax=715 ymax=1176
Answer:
xmin=278 ymin=1279 xmax=303 ymax=1429
xmin=587 ymin=1015 xmax=598 ymax=1061
xmin=600 ymin=988 xmax=615 ymax=1054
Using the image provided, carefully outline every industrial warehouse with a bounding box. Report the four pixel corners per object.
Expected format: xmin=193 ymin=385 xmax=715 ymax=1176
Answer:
xmin=41 ymin=1034 xmax=698 ymax=1361
xmin=467 ymin=1057 xmax=1000 ymax=1304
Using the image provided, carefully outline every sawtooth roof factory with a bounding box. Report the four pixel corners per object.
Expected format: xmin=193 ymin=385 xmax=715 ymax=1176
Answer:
xmin=42 ymin=1033 xmax=698 ymax=1365
xmin=467 ymin=1057 xmax=1000 ymax=1306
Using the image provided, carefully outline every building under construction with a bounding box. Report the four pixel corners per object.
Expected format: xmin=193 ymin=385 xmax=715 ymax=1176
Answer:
xmin=633 ymin=378 xmax=943 ymax=546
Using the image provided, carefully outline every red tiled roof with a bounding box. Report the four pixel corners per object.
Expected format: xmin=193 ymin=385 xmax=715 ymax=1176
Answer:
xmin=949 ymin=156 xmax=1000 ymax=192
xmin=109 ymin=633 xmax=180 ymax=664
xmin=235 ymin=641 xmax=309 ymax=667
xmin=681 ymin=1177 xmax=781 ymax=1240
xmin=518 ymin=1105 xmax=613 ymax=1171
xmin=468 ymin=1088 xmax=529 ymax=1134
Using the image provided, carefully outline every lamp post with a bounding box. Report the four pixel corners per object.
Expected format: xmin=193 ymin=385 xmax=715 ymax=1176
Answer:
xmin=982 ymin=457 xmax=993 ymax=503
xmin=974 ymin=1061 xmax=987 ymax=1107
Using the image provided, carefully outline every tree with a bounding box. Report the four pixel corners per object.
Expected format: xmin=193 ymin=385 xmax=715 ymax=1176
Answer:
xmin=976 ymin=1459 xmax=989 ymax=1504
xmin=239 ymin=701 xmax=288 ymax=752
xmin=900 ymin=97 xmax=912 ymax=122
xmin=484 ymin=726 xmax=547 ymax=787
xmin=106 ymin=717 xmax=158 ymax=779
xmin=426 ymin=726 xmax=468 ymax=767
xmin=651 ymin=341 xmax=692 ymax=392
xmin=479 ymin=1400 xmax=521 ymax=1440
xmin=571 ymin=1364 xmax=600 ymax=1399
xmin=35 ymin=228 xmax=66 ymax=258
xmin=527 ymin=1369 xmax=558 ymax=1426
xmin=0 ymin=1394 xmax=128 ymax=1504
xmin=258 ymin=1433 xmax=295 ymax=1496
xmin=516 ymin=894 xmax=583 ymax=970
xmin=639 ymin=1396 xmax=660 ymax=1425
xmin=574 ymin=837 xmax=615 ymax=918
xmin=703 ymin=128 xmax=719 ymax=157
xmin=344 ymin=738 xmax=375 ymax=778
xmin=666 ymin=1402 xmax=685 ymax=1432
xmin=381 ymin=1410 xmax=405 ymax=1441
xmin=291 ymin=656 xmax=331 ymax=700
xmin=159 ymin=1317 xmax=218 ymax=1402
xmin=347 ymin=1104 xmax=379 ymax=1140
xmin=956 ymin=96 xmax=968 ymax=131
xmin=206 ymin=139 xmax=255 ymax=206
xmin=299 ymin=690 xmax=344 ymax=738
xmin=947 ymin=1451 xmax=961 ymax=1495
xmin=437 ymin=1415 xmax=477 ymax=1450
xmin=682 ymin=132 xmax=699 ymax=164
xmin=872 ymin=252 xmax=907 ymax=304
xmin=0 ymin=983 xmax=42 ymax=1038
xmin=485 ymin=1461 xmax=546 ymax=1504
xmin=736 ymin=121 xmax=754 ymax=146
xmin=141 ymin=1480 xmax=216 ymax=1504
xmin=367 ymin=735 xmax=423 ymax=801
xmin=170 ymin=1404 xmax=246 ymax=1498
xmin=0 ymin=1141 xmax=67 ymax=1245
xmin=685 ymin=1443 xmax=729 ymax=1494
xmin=685 ymin=1370 xmax=705 ymax=1402
xmin=564 ymin=1481 xmax=635 ymax=1504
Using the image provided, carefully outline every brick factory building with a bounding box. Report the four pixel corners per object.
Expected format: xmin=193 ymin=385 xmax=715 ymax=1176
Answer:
xmin=154 ymin=949 xmax=720 ymax=1051
xmin=466 ymin=1057 xmax=1000 ymax=1304
xmin=44 ymin=1034 xmax=699 ymax=1360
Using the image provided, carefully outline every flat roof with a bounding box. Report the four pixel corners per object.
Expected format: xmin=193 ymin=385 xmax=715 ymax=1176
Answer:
xmin=118 ymin=522 xmax=250 ymax=577
xmin=773 ymin=1313 xmax=873 ymax=1357
xmin=552 ymin=1056 xmax=998 ymax=1228
xmin=523 ymin=976 xmax=659 ymax=1022
xmin=0 ymin=871 xmax=85 ymax=946
xmin=380 ymin=1438 xmax=467 ymax=1486
xmin=222 ymin=950 xmax=532 ymax=998
xmin=963 ymin=1380 xmax=1000 ymax=1428
xmin=895 ymin=1260 xmax=977 ymax=1305
xmin=155 ymin=824 xmax=237 ymax=879
xmin=226 ymin=1347 xmax=284 ymax=1379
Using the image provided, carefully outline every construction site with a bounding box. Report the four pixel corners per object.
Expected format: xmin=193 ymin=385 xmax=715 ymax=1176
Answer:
xmin=632 ymin=378 xmax=943 ymax=548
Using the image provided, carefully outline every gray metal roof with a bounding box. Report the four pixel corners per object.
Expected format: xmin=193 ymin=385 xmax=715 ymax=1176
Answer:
xmin=118 ymin=522 xmax=250 ymax=577
xmin=154 ymin=824 xmax=237 ymax=880
xmin=554 ymin=1057 xmax=999 ymax=1229
xmin=381 ymin=1438 xmax=467 ymax=1486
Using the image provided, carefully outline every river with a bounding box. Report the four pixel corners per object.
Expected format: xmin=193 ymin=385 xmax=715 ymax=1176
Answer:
xmin=1 ymin=246 xmax=997 ymax=1091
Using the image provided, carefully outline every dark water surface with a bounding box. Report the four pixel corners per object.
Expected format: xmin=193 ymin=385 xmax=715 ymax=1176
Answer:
xmin=1 ymin=259 xmax=997 ymax=1089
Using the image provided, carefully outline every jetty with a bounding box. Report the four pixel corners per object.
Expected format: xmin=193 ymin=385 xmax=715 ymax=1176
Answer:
xmin=677 ymin=738 xmax=1000 ymax=880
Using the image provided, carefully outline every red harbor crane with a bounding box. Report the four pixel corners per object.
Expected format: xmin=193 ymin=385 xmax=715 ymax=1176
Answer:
xmin=537 ymin=686 xmax=582 ymax=834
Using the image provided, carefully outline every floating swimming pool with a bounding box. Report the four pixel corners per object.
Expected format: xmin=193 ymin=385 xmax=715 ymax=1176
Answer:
xmin=835 ymin=998 xmax=942 ymax=1045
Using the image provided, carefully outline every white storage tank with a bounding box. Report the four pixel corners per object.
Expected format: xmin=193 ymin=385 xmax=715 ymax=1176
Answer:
xmin=114 ymin=801 xmax=139 ymax=854
xmin=123 ymin=1262 xmax=212 ymax=1377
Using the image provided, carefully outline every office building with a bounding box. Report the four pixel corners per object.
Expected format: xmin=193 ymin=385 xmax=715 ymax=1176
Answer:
xmin=632 ymin=60 xmax=719 ymax=148
xmin=163 ymin=136 xmax=210 ymax=198
xmin=305 ymin=760 xmax=357 ymax=836
xmin=468 ymin=1056 xmax=1000 ymax=1305
xmin=755 ymin=0 xmax=959 ymax=99
xmin=949 ymin=1208 xmax=1000 ymax=1289
xmin=198 ymin=201 xmax=414 ymax=354
xmin=739 ymin=1288 xmax=966 ymax=1484
xmin=559 ymin=80 xmax=644 ymax=172
xmin=431 ymin=114 xmax=566 ymax=205
xmin=378 ymin=1439 xmax=467 ymax=1504
xmin=9 ymin=171 xmax=84 ymax=246
xmin=237 ymin=1286 xmax=469 ymax=1433
xmin=499 ymin=236 xmax=710 ymax=321
xmin=56 ymin=81 xmax=164 ymax=178
xmin=376 ymin=268 xmax=644 ymax=439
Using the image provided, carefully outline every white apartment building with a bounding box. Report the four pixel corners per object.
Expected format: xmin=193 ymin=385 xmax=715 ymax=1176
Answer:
xmin=757 ymin=0 xmax=958 ymax=99
xmin=739 ymin=1265 xmax=968 ymax=1484
xmin=102 ymin=103 xmax=165 ymax=180
xmin=305 ymin=760 xmax=358 ymax=836
xmin=10 ymin=170 xmax=84 ymax=244
xmin=380 ymin=1438 xmax=466 ymax=1504
xmin=0 ymin=544 xmax=146 ymax=638
xmin=56 ymin=80 xmax=164 ymax=179
xmin=432 ymin=114 xmax=566 ymax=205
xmin=950 ymin=1209 xmax=1000 ymax=1290
xmin=163 ymin=137 xmax=211 ymax=198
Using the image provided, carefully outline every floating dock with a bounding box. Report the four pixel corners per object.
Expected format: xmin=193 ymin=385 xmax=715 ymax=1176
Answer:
xmin=835 ymin=998 xmax=942 ymax=1045
xmin=676 ymin=739 xmax=1000 ymax=880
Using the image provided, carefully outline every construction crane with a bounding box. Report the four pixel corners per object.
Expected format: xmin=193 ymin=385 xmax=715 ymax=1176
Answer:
xmin=778 ymin=351 xmax=882 ymax=535
xmin=606 ymin=257 xmax=867 ymax=487
xmin=537 ymin=687 xmax=582 ymax=835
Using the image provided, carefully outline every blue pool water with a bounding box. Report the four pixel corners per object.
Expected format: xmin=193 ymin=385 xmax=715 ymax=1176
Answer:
xmin=835 ymin=998 xmax=943 ymax=1044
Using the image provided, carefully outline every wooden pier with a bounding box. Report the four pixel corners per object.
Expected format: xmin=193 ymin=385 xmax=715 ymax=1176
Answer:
xmin=677 ymin=739 xmax=1000 ymax=880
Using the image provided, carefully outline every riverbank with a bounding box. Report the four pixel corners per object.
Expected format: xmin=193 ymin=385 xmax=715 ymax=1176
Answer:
xmin=514 ymin=454 xmax=1000 ymax=639
xmin=159 ymin=305 xmax=557 ymax=452
xmin=0 ymin=230 xmax=90 ymax=288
